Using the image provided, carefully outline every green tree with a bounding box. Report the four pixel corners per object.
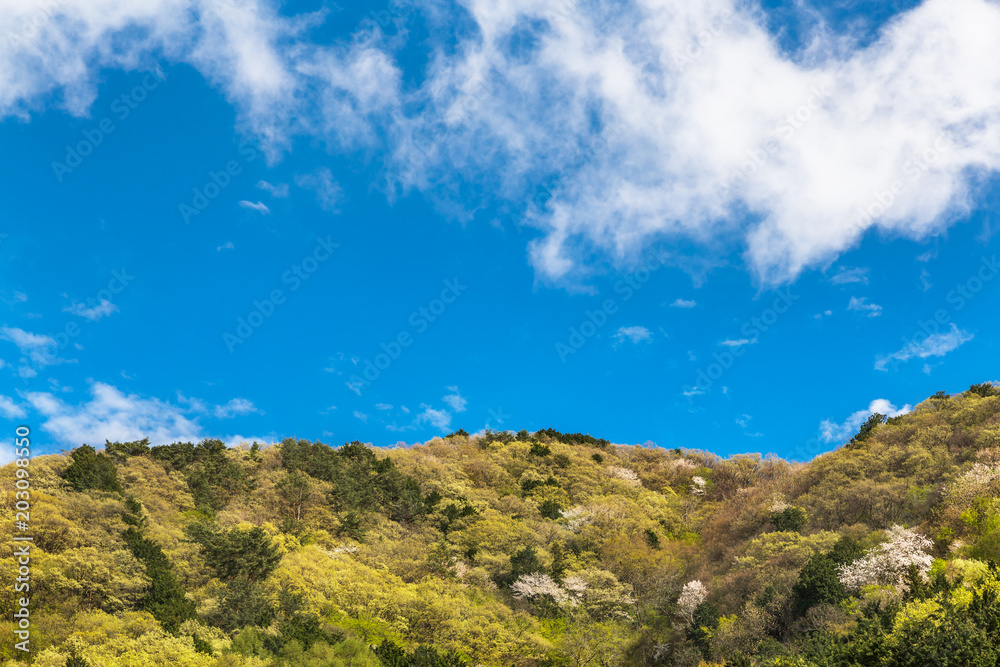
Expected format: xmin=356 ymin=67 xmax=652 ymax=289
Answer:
xmin=104 ymin=437 xmax=151 ymax=460
xmin=771 ymin=506 xmax=808 ymax=533
xmin=64 ymin=444 xmax=123 ymax=494
xmin=850 ymin=413 xmax=887 ymax=445
xmin=277 ymin=471 xmax=312 ymax=523
xmin=189 ymin=524 xmax=282 ymax=585
xmin=793 ymin=553 xmax=845 ymax=613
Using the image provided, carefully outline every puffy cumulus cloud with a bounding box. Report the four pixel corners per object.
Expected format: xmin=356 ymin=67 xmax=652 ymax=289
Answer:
xmin=0 ymin=0 xmax=314 ymax=152
xmin=25 ymin=381 xmax=203 ymax=447
xmin=20 ymin=382 xmax=262 ymax=448
xmin=6 ymin=0 xmax=1000 ymax=283
xmin=819 ymin=398 xmax=911 ymax=444
xmin=613 ymin=326 xmax=653 ymax=345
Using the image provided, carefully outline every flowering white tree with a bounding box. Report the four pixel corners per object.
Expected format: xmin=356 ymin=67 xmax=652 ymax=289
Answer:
xmin=947 ymin=463 xmax=1000 ymax=507
xmin=677 ymin=580 xmax=708 ymax=621
xmin=690 ymin=476 xmax=706 ymax=496
xmin=838 ymin=525 xmax=934 ymax=591
xmin=511 ymin=572 xmax=570 ymax=605
xmin=561 ymin=506 xmax=591 ymax=532
xmin=606 ymin=466 xmax=641 ymax=485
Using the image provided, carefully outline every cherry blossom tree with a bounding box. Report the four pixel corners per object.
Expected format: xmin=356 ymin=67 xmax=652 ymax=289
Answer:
xmin=677 ymin=580 xmax=708 ymax=622
xmin=838 ymin=525 xmax=933 ymax=591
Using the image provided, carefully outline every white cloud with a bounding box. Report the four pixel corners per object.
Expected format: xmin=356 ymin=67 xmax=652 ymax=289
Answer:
xmin=3 ymin=0 xmax=1000 ymax=285
xmin=0 ymin=326 xmax=70 ymax=375
xmin=295 ymin=168 xmax=342 ymax=211
xmin=670 ymin=298 xmax=697 ymax=308
xmin=830 ymin=267 xmax=869 ymax=285
xmin=0 ymin=395 xmax=26 ymax=419
xmin=416 ymin=406 xmax=451 ymax=431
xmin=63 ymin=298 xmax=118 ymax=321
xmin=177 ymin=392 xmax=259 ymax=418
xmin=442 ymin=387 xmax=467 ymax=413
xmin=875 ymin=323 xmax=974 ymax=371
xmin=919 ymin=268 xmax=932 ymax=291
xmin=848 ymin=296 xmax=882 ymax=317
xmin=375 ymin=403 xmax=393 ymax=410
xmin=213 ymin=398 xmax=259 ymax=418
xmin=239 ymin=200 xmax=270 ymax=214
xmin=819 ymin=398 xmax=911 ymax=444
xmin=26 ymin=382 xmax=203 ymax=447
xmin=614 ymin=326 xmax=652 ymax=345
xmin=353 ymin=410 xmax=369 ymax=423
xmin=217 ymin=241 xmax=235 ymax=251
xmin=257 ymin=180 xmax=289 ymax=197
xmin=720 ymin=338 xmax=755 ymax=347
xmin=814 ymin=309 xmax=834 ymax=319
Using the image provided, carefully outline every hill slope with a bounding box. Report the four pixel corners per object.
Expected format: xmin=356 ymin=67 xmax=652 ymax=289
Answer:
xmin=2 ymin=384 xmax=1000 ymax=666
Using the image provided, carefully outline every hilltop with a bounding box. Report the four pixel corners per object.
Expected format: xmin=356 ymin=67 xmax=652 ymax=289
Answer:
xmin=2 ymin=383 xmax=1000 ymax=666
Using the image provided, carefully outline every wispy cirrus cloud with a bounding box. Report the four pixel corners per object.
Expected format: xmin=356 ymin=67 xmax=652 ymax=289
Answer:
xmin=256 ymin=180 xmax=289 ymax=197
xmin=63 ymin=298 xmax=118 ymax=321
xmin=0 ymin=326 xmax=72 ymax=377
xmin=875 ymin=323 xmax=973 ymax=371
xmin=239 ymin=200 xmax=270 ymax=214
xmin=830 ymin=267 xmax=869 ymax=285
xmin=848 ymin=296 xmax=882 ymax=317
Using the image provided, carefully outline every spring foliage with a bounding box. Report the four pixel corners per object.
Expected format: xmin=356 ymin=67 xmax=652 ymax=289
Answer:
xmin=3 ymin=391 xmax=1000 ymax=666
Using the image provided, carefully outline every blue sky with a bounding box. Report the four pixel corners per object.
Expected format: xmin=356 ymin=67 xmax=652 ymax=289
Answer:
xmin=1 ymin=0 xmax=998 ymax=464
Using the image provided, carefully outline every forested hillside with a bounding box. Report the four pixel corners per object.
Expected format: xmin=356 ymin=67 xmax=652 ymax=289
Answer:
xmin=3 ymin=384 xmax=1000 ymax=666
